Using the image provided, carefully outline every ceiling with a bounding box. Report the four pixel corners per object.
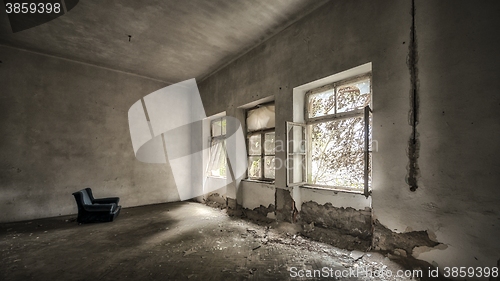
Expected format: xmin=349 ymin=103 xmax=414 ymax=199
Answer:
xmin=0 ymin=0 xmax=327 ymax=83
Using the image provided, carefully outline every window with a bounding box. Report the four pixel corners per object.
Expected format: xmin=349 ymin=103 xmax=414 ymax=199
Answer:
xmin=246 ymin=103 xmax=275 ymax=181
xmin=287 ymin=74 xmax=372 ymax=195
xmin=207 ymin=117 xmax=227 ymax=178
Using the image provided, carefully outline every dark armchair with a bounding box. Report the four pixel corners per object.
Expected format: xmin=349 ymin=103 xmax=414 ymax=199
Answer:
xmin=85 ymin=187 xmax=120 ymax=205
xmin=72 ymin=188 xmax=121 ymax=223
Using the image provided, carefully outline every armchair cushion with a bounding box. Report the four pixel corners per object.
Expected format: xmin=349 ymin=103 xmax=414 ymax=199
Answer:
xmin=72 ymin=189 xmax=121 ymax=223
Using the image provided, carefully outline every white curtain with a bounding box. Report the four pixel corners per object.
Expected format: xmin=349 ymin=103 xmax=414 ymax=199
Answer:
xmin=208 ymin=139 xmax=226 ymax=177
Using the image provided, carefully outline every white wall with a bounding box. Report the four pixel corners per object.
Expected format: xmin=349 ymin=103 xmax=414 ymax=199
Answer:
xmin=238 ymin=181 xmax=275 ymax=210
xmin=199 ymin=0 xmax=500 ymax=270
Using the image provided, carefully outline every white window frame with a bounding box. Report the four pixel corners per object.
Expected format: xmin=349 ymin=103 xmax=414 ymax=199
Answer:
xmin=246 ymin=102 xmax=275 ymax=182
xmin=207 ymin=117 xmax=227 ymax=179
xmin=287 ymin=74 xmax=372 ymax=197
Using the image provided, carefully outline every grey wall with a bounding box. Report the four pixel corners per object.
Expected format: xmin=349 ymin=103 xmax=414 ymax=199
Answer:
xmin=0 ymin=46 xmax=179 ymax=222
xmin=1 ymin=0 xmax=498 ymax=270
xmin=199 ymin=0 xmax=500 ymax=270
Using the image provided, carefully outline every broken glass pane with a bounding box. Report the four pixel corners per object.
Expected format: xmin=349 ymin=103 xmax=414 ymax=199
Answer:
xmin=308 ymin=89 xmax=335 ymax=118
xmin=248 ymin=156 xmax=261 ymax=178
xmin=248 ymin=135 xmax=261 ymax=155
xmin=264 ymin=132 xmax=275 ymax=155
xmin=336 ymin=78 xmax=371 ymax=113
xmin=309 ymin=116 xmax=364 ymax=189
xmin=264 ymin=156 xmax=275 ymax=179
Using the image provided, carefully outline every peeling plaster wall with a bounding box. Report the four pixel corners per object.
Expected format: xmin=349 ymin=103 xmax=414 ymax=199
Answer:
xmin=238 ymin=181 xmax=275 ymax=211
xmin=200 ymin=0 xmax=409 ymax=219
xmin=237 ymin=180 xmax=276 ymax=221
xmin=300 ymin=201 xmax=372 ymax=250
xmin=373 ymin=0 xmax=500 ymax=270
xmin=199 ymin=0 xmax=500 ymax=270
xmin=295 ymin=188 xmax=372 ymax=250
xmin=0 ymin=46 xmax=179 ymax=223
xmin=200 ymin=0 xmax=410 ymax=221
xmin=295 ymin=187 xmax=370 ymax=212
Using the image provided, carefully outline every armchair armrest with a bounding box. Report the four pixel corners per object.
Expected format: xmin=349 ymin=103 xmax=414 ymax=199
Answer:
xmin=83 ymin=203 xmax=117 ymax=212
xmin=93 ymin=197 xmax=120 ymax=204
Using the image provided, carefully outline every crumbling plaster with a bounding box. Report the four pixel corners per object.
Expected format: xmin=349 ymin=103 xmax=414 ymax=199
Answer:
xmin=0 ymin=0 xmax=497 ymax=272
xmin=199 ymin=0 xmax=500 ymax=271
xmin=238 ymin=181 xmax=275 ymax=210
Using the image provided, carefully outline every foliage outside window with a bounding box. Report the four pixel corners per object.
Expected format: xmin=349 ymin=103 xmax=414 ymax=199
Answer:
xmin=305 ymin=75 xmax=372 ymax=191
xmin=208 ymin=117 xmax=226 ymax=178
xmin=246 ymin=104 xmax=275 ymax=181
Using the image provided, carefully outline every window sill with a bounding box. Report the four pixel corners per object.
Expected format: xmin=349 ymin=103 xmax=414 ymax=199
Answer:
xmin=300 ymin=185 xmax=370 ymax=196
xmin=242 ymin=179 xmax=275 ymax=185
xmin=207 ymin=176 xmax=227 ymax=180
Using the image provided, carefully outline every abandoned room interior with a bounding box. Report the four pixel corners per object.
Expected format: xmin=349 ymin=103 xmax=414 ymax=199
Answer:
xmin=1 ymin=0 xmax=499 ymax=280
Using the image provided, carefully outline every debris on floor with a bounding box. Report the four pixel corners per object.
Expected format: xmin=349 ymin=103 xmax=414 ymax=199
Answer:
xmin=1 ymin=202 xmax=444 ymax=280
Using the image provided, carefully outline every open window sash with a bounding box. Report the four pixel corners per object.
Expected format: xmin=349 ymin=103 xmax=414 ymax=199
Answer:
xmin=363 ymin=105 xmax=372 ymax=198
xmin=286 ymin=122 xmax=307 ymax=186
xmin=286 ymin=105 xmax=372 ymax=197
xmin=207 ymin=138 xmax=226 ymax=178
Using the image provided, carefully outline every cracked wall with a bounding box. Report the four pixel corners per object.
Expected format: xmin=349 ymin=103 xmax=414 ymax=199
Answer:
xmin=199 ymin=0 xmax=500 ymax=269
xmin=372 ymin=219 xmax=443 ymax=257
xmin=406 ymin=0 xmax=420 ymax=192
xmin=203 ymin=193 xmax=227 ymax=210
xmin=299 ymin=201 xmax=372 ymax=251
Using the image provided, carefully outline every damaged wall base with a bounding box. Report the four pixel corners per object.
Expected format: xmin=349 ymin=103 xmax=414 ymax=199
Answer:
xmin=299 ymin=201 xmax=372 ymax=251
xmin=209 ymin=196 xmax=446 ymax=267
xmin=203 ymin=193 xmax=227 ymax=210
xmin=372 ymin=219 xmax=444 ymax=257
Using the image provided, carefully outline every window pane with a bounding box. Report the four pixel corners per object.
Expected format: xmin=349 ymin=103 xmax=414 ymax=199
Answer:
xmin=286 ymin=122 xmax=307 ymax=186
xmin=310 ymin=116 xmax=364 ymax=189
xmin=247 ymin=104 xmax=275 ymax=131
xmin=211 ymin=120 xmax=222 ymax=137
xmin=248 ymin=135 xmax=261 ymax=155
xmin=336 ymin=78 xmax=371 ymax=113
xmin=308 ymin=89 xmax=335 ymax=118
xmin=248 ymin=156 xmax=261 ymax=178
xmin=221 ymin=117 xmax=226 ymax=135
xmin=264 ymin=156 xmax=275 ymax=179
xmin=208 ymin=140 xmax=226 ymax=178
xmin=264 ymin=132 xmax=275 ymax=155
xmin=287 ymin=125 xmax=306 ymax=154
xmin=288 ymin=154 xmax=306 ymax=184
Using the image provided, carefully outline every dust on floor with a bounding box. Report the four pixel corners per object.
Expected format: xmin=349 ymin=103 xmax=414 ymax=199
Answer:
xmin=1 ymin=201 xmax=431 ymax=281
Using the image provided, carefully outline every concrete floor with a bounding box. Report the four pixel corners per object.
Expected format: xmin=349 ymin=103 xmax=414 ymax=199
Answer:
xmin=1 ymin=202 xmax=430 ymax=281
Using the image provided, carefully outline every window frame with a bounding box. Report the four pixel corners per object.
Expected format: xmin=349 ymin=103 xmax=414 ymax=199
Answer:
xmin=286 ymin=122 xmax=307 ymax=187
xmin=294 ymin=73 xmax=372 ymax=196
xmin=304 ymin=74 xmax=371 ymax=123
xmin=207 ymin=117 xmax=227 ymax=179
xmin=246 ymin=102 xmax=276 ymax=182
